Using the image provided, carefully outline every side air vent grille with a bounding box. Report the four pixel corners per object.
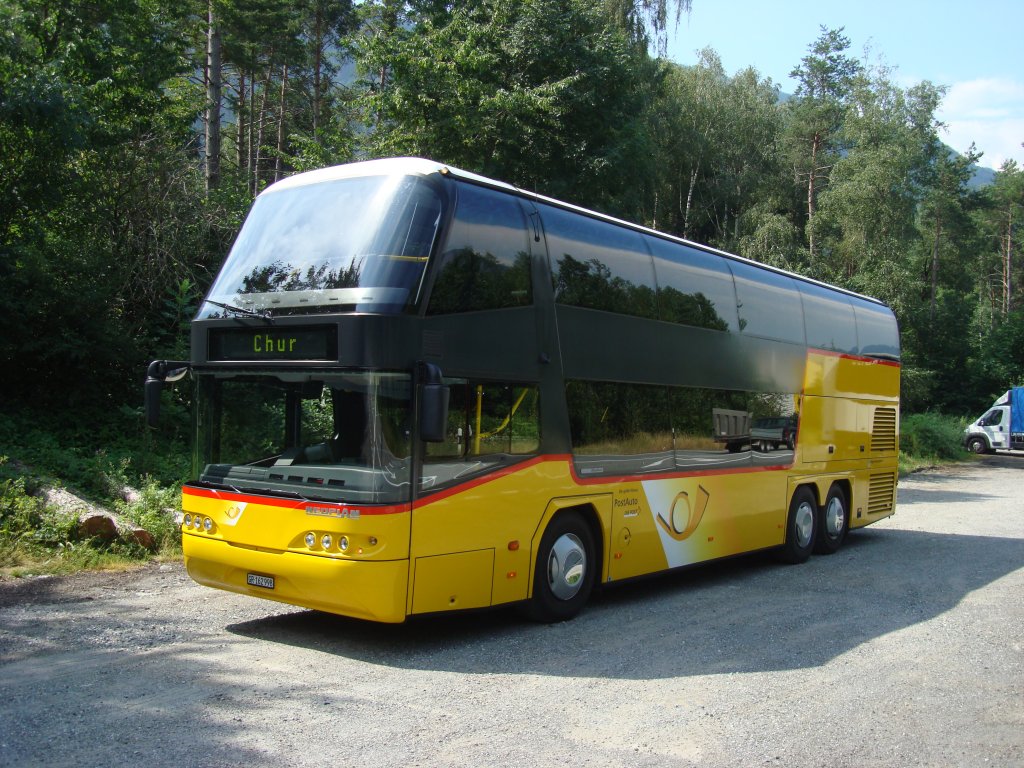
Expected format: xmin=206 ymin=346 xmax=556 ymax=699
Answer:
xmin=868 ymin=472 xmax=896 ymax=516
xmin=871 ymin=407 xmax=898 ymax=453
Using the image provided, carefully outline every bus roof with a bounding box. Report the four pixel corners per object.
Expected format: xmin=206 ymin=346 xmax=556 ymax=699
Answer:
xmin=262 ymin=157 xmax=889 ymax=310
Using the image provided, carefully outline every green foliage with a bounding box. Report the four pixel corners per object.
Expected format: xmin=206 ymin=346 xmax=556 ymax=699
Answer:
xmin=0 ymin=458 xmax=79 ymax=571
xmin=359 ymin=0 xmax=655 ymax=214
xmin=115 ymin=478 xmax=182 ymax=551
xmin=899 ymin=413 xmax=968 ymax=462
xmin=0 ymin=408 xmax=190 ymax=499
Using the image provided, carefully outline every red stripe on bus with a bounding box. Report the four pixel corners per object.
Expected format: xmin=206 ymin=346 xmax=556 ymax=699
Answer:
xmin=181 ymin=485 xmax=407 ymax=515
xmin=413 ymin=454 xmax=560 ymax=507
xmin=413 ymin=454 xmax=797 ymax=503
xmin=810 ymin=348 xmax=901 ymax=367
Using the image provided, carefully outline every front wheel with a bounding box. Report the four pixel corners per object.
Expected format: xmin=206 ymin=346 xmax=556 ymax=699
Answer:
xmin=526 ymin=513 xmax=595 ymax=622
xmin=966 ymin=436 xmax=990 ymax=455
xmin=777 ymin=487 xmax=818 ymax=564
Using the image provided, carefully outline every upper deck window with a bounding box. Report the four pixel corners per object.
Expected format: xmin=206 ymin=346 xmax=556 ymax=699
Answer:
xmin=798 ymin=281 xmax=857 ymax=354
xmin=541 ymin=204 xmax=658 ymax=319
xmin=426 ymin=184 xmax=532 ymax=314
xmin=646 ymin=238 xmax=738 ymax=332
xmin=729 ymin=260 xmax=806 ymax=344
xmin=200 ymin=174 xmax=443 ymax=317
xmin=851 ymin=298 xmax=901 ymax=360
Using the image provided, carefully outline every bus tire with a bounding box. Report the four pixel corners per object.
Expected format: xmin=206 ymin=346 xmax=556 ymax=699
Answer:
xmin=778 ymin=486 xmax=817 ymax=564
xmin=526 ymin=512 xmax=595 ymax=623
xmin=814 ymin=484 xmax=848 ymax=555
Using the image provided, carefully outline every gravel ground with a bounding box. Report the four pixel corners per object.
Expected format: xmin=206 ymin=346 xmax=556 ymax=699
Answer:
xmin=1 ymin=457 xmax=1022 ymax=768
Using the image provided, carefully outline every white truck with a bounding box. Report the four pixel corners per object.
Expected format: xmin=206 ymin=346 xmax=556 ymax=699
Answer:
xmin=963 ymin=387 xmax=1024 ymax=454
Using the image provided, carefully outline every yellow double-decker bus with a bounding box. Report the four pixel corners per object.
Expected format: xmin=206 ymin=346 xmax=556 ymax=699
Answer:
xmin=146 ymin=157 xmax=899 ymax=623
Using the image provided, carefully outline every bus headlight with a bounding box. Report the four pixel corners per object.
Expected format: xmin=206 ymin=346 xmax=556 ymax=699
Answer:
xmin=321 ymin=534 xmax=333 ymax=550
xmin=204 ymin=517 xmax=214 ymax=532
xmin=183 ymin=514 xmax=192 ymax=528
xmin=339 ymin=536 xmax=349 ymax=552
xmin=305 ymin=532 xmax=316 ymax=549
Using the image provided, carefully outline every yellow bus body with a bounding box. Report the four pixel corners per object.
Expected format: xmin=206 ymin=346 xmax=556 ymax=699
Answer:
xmin=182 ymin=349 xmax=898 ymax=622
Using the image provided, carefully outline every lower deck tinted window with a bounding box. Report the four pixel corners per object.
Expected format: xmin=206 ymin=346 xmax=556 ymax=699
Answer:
xmin=427 ymin=380 xmax=540 ymax=458
xmin=566 ymin=381 xmax=799 ymax=477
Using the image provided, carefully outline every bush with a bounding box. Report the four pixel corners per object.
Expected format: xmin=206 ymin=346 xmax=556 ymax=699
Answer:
xmin=900 ymin=413 xmax=968 ymax=461
xmin=0 ymin=459 xmax=81 ymax=571
xmin=115 ymin=478 xmax=182 ymax=551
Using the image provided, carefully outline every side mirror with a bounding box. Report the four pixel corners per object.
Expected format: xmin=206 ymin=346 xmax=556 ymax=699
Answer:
xmin=418 ymin=362 xmax=449 ymax=443
xmin=144 ymin=360 xmax=191 ymax=428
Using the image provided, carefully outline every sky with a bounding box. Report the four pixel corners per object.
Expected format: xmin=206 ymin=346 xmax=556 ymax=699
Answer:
xmin=664 ymin=0 xmax=1024 ymax=172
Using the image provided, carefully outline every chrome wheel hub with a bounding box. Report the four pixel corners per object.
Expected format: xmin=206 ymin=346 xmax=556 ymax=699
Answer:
xmin=794 ymin=501 xmax=815 ymax=549
xmin=825 ymin=497 xmax=845 ymax=537
xmin=547 ymin=533 xmax=587 ymax=601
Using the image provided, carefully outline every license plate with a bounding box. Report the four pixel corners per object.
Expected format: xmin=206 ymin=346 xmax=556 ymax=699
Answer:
xmin=247 ymin=573 xmax=275 ymax=589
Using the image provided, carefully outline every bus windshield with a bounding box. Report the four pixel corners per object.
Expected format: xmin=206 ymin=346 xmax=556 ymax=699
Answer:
xmin=199 ymin=175 xmax=444 ymax=317
xmin=195 ymin=371 xmax=412 ymax=505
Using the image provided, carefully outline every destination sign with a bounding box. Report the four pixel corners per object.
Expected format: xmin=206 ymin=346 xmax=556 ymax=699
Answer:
xmin=208 ymin=326 xmax=337 ymax=361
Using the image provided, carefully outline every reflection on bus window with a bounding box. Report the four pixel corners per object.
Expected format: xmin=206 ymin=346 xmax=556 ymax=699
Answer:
xmin=565 ymin=381 xmax=799 ymax=477
xmin=427 ymin=186 xmax=532 ymax=314
xmin=195 ymin=373 xmax=412 ymax=504
xmin=647 ymin=238 xmax=738 ymax=332
xmin=201 ymin=175 xmax=443 ymax=316
xmin=421 ymin=381 xmax=540 ymax=491
xmin=542 ymin=204 xmax=658 ymax=319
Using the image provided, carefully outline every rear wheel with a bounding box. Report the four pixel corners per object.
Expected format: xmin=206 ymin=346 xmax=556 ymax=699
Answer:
xmin=814 ymin=484 xmax=848 ymax=555
xmin=778 ymin=487 xmax=818 ymax=564
xmin=526 ymin=513 xmax=595 ymax=622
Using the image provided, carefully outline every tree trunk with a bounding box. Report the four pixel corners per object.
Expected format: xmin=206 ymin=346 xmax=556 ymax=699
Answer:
xmin=930 ymin=216 xmax=942 ymax=322
xmin=253 ymin=60 xmax=274 ymax=195
xmin=1005 ymin=206 xmax=1013 ymax=315
xmin=204 ymin=0 xmax=221 ymax=192
xmin=683 ymin=161 xmax=699 ymax=239
xmin=313 ymin=6 xmax=323 ymax=136
xmin=807 ymin=132 xmax=820 ymax=262
xmin=274 ymin=64 xmax=289 ymax=182
xmin=237 ymin=71 xmax=246 ymax=171
xmin=247 ymin=76 xmax=255 ymax=188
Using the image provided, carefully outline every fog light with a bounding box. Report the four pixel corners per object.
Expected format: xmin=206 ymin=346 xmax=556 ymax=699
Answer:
xmin=183 ymin=514 xmax=192 ymax=528
xmin=339 ymin=536 xmax=349 ymax=552
xmin=321 ymin=534 xmax=332 ymax=550
xmin=204 ymin=517 xmax=213 ymax=532
xmin=305 ymin=532 xmax=316 ymax=548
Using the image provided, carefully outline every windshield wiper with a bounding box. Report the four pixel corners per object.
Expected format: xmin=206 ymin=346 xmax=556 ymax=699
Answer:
xmin=204 ymin=299 xmax=274 ymax=323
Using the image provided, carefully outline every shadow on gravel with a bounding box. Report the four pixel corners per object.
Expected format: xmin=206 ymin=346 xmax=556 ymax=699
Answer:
xmin=227 ymin=526 xmax=1024 ymax=680
xmin=897 ymin=472 xmax=1002 ymax=505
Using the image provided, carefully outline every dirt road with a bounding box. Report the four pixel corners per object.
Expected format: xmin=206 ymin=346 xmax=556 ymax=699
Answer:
xmin=1 ymin=458 xmax=1022 ymax=767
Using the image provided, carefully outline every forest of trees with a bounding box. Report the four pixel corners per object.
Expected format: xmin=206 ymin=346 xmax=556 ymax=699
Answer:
xmin=3 ymin=0 xmax=1024 ymax=421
